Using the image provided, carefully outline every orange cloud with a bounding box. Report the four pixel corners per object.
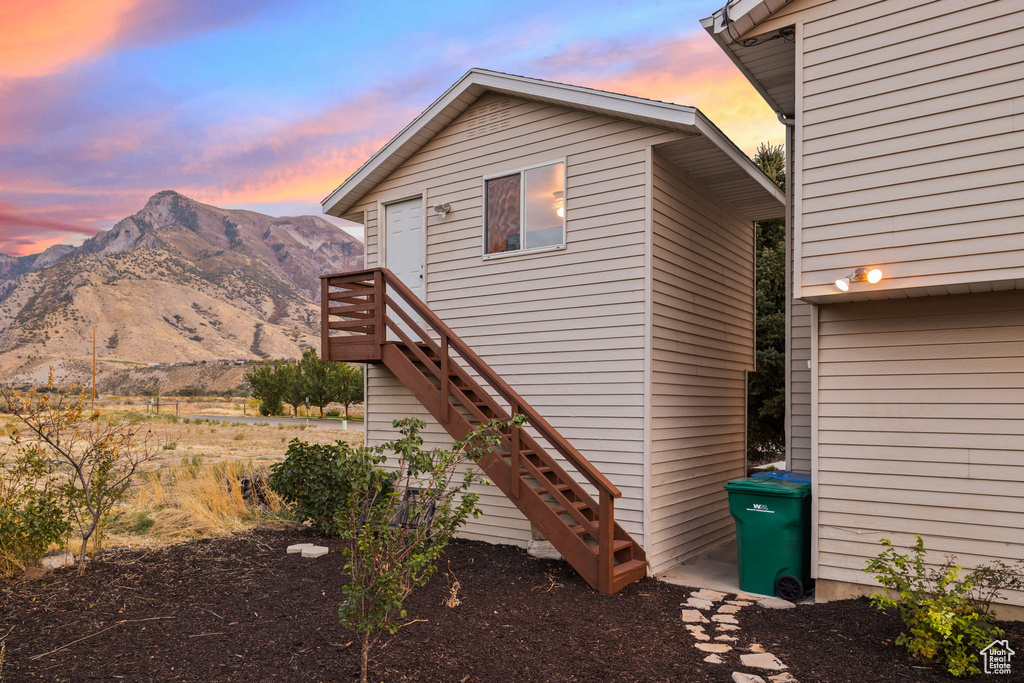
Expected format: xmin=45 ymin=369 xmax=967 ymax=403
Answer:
xmin=536 ymin=32 xmax=783 ymax=155
xmin=0 ymin=0 xmax=141 ymax=79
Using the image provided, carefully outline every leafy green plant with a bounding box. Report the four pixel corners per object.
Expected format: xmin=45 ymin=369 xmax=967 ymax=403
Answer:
xmin=1 ymin=373 xmax=164 ymax=575
xmin=0 ymin=441 xmax=71 ymax=577
xmin=864 ymin=536 xmax=1024 ymax=677
xmin=268 ymin=439 xmax=395 ymax=533
xmin=336 ymin=415 xmax=525 ymax=683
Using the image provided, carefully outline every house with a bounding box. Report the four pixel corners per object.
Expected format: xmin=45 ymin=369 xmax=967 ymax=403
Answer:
xmin=702 ymin=0 xmax=1024 ymax=615
xmin=319 ymin=68 xmax=784 ymax=593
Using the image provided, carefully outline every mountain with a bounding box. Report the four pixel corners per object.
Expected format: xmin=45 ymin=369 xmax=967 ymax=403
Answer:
xmin=0 ymin=191 xmax=364 ymax=384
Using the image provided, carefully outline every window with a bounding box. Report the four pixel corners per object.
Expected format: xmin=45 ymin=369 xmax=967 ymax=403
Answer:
xmin=484 ymin=161 xmax=565 ymax=256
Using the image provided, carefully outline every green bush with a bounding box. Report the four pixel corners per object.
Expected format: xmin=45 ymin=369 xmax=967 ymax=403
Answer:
xmin=864 ymin=536 xmax=1024 ymax=677
xmin=0 ymin=443 xmax=71 ymax=576
xmin=268 ymin=439 xmax=395 ymax=532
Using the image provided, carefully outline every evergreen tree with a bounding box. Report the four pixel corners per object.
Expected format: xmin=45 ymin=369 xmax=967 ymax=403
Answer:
xmin=749 ymin=142 xmax=787 ymax=463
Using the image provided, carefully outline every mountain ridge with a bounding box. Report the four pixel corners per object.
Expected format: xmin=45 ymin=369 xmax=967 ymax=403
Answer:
xmin=0 ymin=191 xmax=364 ymax=385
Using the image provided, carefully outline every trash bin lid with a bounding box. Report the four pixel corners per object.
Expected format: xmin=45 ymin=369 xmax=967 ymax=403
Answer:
xmin=724 ymin=476 xmax=810 ymax=497
xmin=751 ymin=470 xmax=811 ymax=484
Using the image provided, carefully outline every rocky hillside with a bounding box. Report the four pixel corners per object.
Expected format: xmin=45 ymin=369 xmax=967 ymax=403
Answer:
xmin=0 ymin=191 xmax=364 ymax=384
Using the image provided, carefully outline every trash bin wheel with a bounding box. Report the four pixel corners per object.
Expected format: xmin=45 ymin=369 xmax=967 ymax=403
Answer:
xmin=776 ymin=574 xmax=803 ymax=601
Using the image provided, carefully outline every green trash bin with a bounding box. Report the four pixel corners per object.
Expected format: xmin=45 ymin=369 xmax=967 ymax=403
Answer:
xmin=724 ymin=474 xmax=811 ymax=599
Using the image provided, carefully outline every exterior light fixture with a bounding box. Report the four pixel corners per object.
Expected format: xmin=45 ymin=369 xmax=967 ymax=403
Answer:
xmin=433 ymin=202 xmax=451 ymax=218
xmin=835 ymin=267 xmax=884 ymax=291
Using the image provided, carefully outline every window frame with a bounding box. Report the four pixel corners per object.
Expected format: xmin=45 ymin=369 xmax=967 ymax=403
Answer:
xmin=481 ymin=158 xmax=567 ymax=260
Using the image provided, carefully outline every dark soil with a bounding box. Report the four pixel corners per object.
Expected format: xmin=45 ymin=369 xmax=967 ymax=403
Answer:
xmin=1 ymin=528 xmax=1020 ymax=682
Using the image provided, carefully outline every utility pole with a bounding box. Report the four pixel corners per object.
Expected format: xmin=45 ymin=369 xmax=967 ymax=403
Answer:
xmin=92 ymin=327 xmax=97 ymax=402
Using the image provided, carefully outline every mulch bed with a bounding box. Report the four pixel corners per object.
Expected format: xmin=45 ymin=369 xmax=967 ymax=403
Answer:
xmin=1 ymin=528 xmax=1020 ymax=682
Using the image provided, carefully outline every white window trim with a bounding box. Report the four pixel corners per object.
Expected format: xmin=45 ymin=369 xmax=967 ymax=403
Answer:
xmin=481 ymin=158 xmax=567 ymax=260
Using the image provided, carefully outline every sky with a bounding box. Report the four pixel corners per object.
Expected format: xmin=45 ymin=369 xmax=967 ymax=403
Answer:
xmin=0 ymin=0 xmax=782 ymax=257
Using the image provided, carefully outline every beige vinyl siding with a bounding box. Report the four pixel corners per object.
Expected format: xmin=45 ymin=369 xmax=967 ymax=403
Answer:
xmin=356 ymin=93 xmax=689 ymax=547
xmin=784 ymin=0 xmax=1024 ymax=298
xmin=816 ymin=291 xmax=1024 ymax=608
xmin=647 ymin=151 xmax=754 ymax=574
xmin=788 ymin=300 xmax=812 ymax=473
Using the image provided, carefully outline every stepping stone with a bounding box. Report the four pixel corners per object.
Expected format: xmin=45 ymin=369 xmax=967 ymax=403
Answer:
xmin=758 ymin=597 xmax=795 ymax=609
xmin=696 ymin=643 xmax=732 ymax=653
xmin=734 ymin=594 xmax=762 ymax=601
xmin=715 ymin=635 xmax=738 ymax=642
xmin=712 ymin=614 xmax=739 ymax=624
xmin=717 ymin=604 xmax=742 ymax=614
xmin=726 ymin=600 xmax=749 ymax=606
xmin=749 ymin=643 xmax=766 ymax=653
xmin=768 ymin=674 xmax=798 ymax=683
xmin=40 ymin=551 xmax=75 ymax=570
xmin=684 ymin=624 xmax=706 ymax=634
xmin=716 ymin=624 xmax=740 ymax=632
xmin=704 ymin=654 xmax=724 ymax=664
xmin=681 ymin=609 xmax=709 ymax=623
xmin=732 ymin=674 xmax=767 ymax=683
xmin=691 ymin=631 xmax=711 ymax=641
xmin=287 ymin=543 xmax=315 ymax=554
xmin=687 ymin=597 xmax=715 ymax=610
xmin=691 ymin=589 xmax=728 ymax=601
xmin=740 ymin=653 xmax=787 ymax=671
xmin=301 ymin=545 xmax=329 ymax=558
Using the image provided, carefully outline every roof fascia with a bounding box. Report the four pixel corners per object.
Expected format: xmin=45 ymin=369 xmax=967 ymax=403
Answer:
xmin=701 ymin=0 xmax=794 ymax=116
xmin=693 ymin=110 xmax=785 ymax=205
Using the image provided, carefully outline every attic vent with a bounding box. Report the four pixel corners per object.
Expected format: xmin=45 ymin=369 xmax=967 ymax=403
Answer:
xmin=465 ymin=98 xmax=513 ymax=139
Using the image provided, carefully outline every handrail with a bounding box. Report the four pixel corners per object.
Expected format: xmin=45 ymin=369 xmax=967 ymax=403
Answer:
xmin=376 ymin=268 xmax=622 ymax=500
xmin=320 ymin=267 xmax=622 ymax=500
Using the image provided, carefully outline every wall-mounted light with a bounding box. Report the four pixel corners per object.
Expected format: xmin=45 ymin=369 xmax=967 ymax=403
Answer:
xmin=835 ymin=267 xmax=883 ymax=291
xmin=433 ymin=202 xmax=451 ymax=218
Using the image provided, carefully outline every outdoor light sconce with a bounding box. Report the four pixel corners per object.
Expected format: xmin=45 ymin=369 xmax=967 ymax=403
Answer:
xmin=835 ymin=267 xmax=883 ymax=291
xmin=433 ymin=202 xmax=451 ymax=218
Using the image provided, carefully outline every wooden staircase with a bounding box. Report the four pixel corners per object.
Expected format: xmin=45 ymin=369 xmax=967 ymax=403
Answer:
xmin=320 ymin=268 xmax=646 ymax=594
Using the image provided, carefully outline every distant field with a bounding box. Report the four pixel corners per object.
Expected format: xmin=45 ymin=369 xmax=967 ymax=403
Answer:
xmin=89 ymin=395 xmax=364 ymax=420
xmin=0 ymin=405 xmax=363 ymax=468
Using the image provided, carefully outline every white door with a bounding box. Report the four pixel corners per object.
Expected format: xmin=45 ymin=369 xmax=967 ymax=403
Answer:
xmin=384 ymin=197 xmax=424 ymax=339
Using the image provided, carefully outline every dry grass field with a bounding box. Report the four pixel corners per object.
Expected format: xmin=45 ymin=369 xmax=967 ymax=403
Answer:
xmin=0 ymin=403 xmax=365 ymax=559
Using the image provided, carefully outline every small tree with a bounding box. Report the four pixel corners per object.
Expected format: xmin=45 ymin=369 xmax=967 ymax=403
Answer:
xmin=0 ymin=440 xmax=71 ymax=576
xmin=245 ymin=361 xmax=286 ymax=416
xmin=336 ymin=415 xmax=524 ymax=683
xmin=299 ymin=347 xmax=333 ymax=416
xmin=1 ymin=374 xmax=163 ymax=575
xmin=330 ymin=362 xmax=364 ymax=419
xmin=279 ymin=363 xmax=307 ymax=417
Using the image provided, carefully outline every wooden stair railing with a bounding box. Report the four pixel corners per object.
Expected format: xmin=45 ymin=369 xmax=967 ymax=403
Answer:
xmin=320 ymin=267 xmax=646 ymax=594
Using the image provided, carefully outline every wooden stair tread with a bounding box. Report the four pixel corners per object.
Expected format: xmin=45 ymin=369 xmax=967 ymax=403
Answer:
xmin=550 ymin=500 xmax=590 ymax=515
xmin=612 ymin=558 xmax=646 ymax=576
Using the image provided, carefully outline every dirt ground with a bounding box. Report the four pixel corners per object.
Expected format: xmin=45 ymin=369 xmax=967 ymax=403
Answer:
xmin=3 ymin=528 xmax=1019 ymax=682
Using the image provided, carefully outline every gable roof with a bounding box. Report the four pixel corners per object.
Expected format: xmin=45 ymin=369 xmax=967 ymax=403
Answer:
xmin=321 ymin=68 xmax=784 ymax=221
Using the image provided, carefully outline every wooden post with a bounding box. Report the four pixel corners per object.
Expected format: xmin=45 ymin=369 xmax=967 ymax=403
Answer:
xmin=510 ymin=401 xmax=520 ymax=499
xmin=374 ymin=270 xmax=385 ymax=356
xmin=598 ymin=489 xmax=613 ymax=594
xmin=440 ymin=335 xmax=450 ymax=423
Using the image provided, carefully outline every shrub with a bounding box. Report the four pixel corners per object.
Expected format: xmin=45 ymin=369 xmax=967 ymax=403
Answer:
xmin=335 ymin=415 xmax=524 ymax=683
xmin=268 ymin=439 xmax=395 ymax=533
xmin=1 ymin=374 xmax=164 ymax=574
xmin=0 ymin=442 xmax=71 ymax=577
xmin=864 ymin=536 xmax=1024 ymax=677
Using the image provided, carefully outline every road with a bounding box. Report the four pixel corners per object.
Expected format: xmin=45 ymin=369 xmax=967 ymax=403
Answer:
xmin=179 ymin=414 xmax=365 ymax=430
